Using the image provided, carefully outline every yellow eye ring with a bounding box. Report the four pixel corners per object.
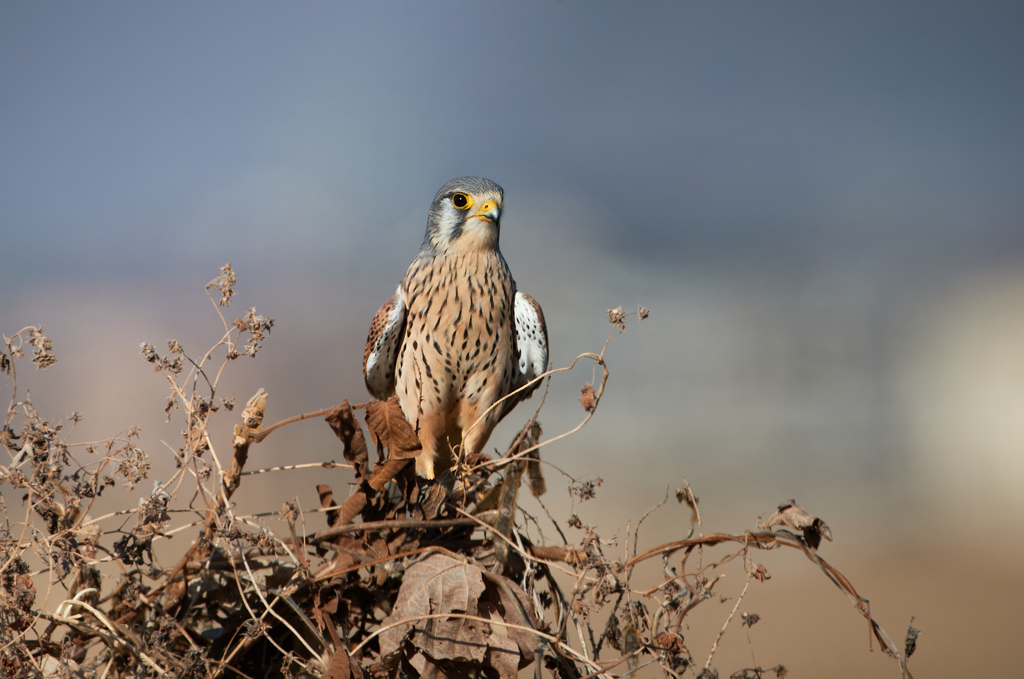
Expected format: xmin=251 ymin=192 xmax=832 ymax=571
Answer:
xmin=451 ymin=193 xmax=473 ymax=210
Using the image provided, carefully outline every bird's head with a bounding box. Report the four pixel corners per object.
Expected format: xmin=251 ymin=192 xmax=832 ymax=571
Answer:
xmin=421 ymin=177 xmax=504 ymax=255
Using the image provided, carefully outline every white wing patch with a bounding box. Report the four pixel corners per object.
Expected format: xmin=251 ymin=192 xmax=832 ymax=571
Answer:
xmin=511 ymin=291 xmax=549 ymax=399
xmin=363 ymin=286 xmax=407 ymax=400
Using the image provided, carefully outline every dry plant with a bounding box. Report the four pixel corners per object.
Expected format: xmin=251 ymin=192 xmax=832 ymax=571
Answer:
xmin=0 ymin=265 xmax=920 ymax=678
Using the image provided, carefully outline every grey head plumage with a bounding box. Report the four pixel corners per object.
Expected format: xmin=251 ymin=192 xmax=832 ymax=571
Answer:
xmin=420 ymin=177 xmax=505 ymax=255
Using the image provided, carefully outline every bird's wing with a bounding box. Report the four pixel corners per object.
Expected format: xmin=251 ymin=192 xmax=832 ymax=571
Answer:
xmin=363 ymin=286 xmax=407 ymax=400
xmin=501 ymin=291 xmax=549 ymax=419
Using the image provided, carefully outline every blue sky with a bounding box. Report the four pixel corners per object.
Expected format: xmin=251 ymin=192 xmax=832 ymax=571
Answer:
xmin=3 ymin=1 xmax=1022 ymax=282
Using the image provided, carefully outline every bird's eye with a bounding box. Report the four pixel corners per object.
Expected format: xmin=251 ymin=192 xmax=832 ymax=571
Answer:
xmin=451 ymin=193 xmax=471 ymax=209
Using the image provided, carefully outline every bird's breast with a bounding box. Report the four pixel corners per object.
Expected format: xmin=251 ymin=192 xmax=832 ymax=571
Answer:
xmin=398 ymin=251 xmax=517 ymax=409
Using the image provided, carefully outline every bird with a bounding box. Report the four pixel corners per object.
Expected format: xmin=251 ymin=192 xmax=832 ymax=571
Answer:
xmin=362 ymin=177 xmax=548 ymax=480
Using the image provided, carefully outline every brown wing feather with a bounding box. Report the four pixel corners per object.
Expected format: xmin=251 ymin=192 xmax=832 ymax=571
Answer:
xmin=363 ymin=286 xmax=406 ymax=400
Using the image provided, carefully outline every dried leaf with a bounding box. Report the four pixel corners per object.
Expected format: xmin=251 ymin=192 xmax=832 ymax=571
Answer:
xmin=241 ymin=388 xmax=268 ymax=430
xmin=379 ymin=554 xmax=536 ymax=677
xmin=623 ymin=624 xmax=641 ymax=670
xmin=367 ymin=457 xmax=410 ymax=493
xmin=478 ymin=605 xmax=520 ymax=679
xmin=365 ymin=397 xmax=422 ymax=461
xmin=337 ymin=491 xmax=368 ymax=527
xmin=322 ymin=645 xmax=351 ymax=679
xmin=654 ymin=631 xmax=689 ymax=673
xmin=765 ymin=500 xmax=833 ymax=550
xmin=379 ymin=554 xmax=487 ymax=661
xmin=752 ymin=563 xmax=770 ymax=582
xmin=905 ymin=616 xmax=921 ymax=658
xmin=512 ymin=421 xmax=546 ymax=497
xmin=654 ymin=631 xmax=684 ymax=653
xmin=325 ymin=401 xmax=370 ymax=479
xmin=317 ymin=484 xmax=341 ymax=528
xmin=421 ymin=482 xmax=447 ymax=520
xmin=479 ymin=570 xmax=540 ymax=668
xmin=525 ymin=448 xmax=546 ymax=498
xmin=580 ymin=382 xmax=597 ymax=412
xmin=330 ymin=536 xmax=374 ymax=572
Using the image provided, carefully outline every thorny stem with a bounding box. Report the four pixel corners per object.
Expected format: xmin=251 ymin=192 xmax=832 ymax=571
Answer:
xmin=205 ymin=274 xmax=234 ymax=338
xmin=452 ymin=507 xmax=584 ymax=579
xmin=577 ymin=648 xmax=644 ymax=679
xmin=313 ymin=516 xmax=479 ymax=542
xmin=2 ymin=327 xmax=36 ymax=428
xmin=745 ymin=620 xmax=757 ymax=667
xmin=232 ymin=537 xmax=326 ymax=668
xmin=0 ymin=488 xmax=33 ymax=578
xmin=240 ymin=460 xmax=354 ymax=476
xmin=218 ymin=555 xmax=314 ymax=677
xmin=466 ymin=350 xmax=611 ymax=475
xmin=629 ymin=488 xmax=670 ymax=580
xmin=251 ymin=407 xmax=336 ymax=443
xmin=704 ymin=558 xmax=753 ymax=670
xmin=55 ymin=590 xmax=167 ymax=675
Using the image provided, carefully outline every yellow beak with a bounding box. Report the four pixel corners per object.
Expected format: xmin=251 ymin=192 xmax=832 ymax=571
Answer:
xmin=474 ymin=200 xmax=500 ymax=223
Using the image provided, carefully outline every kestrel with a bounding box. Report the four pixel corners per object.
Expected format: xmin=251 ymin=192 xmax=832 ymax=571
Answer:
xmin=363 ymin=177 xmax=548 ymax=479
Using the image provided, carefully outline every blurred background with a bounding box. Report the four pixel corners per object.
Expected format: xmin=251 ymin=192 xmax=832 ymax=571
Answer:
xmin=3 ymin=2 xmax=1023 ymax=676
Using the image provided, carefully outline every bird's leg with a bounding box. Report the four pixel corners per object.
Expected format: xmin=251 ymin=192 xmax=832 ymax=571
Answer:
xmin=414 ymin=418 xmax=442 ymax=480
xmin=457 ymin=402 xmax=497 ymax=468
xmin=415 ymin=455 xmax=435 ymax=480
